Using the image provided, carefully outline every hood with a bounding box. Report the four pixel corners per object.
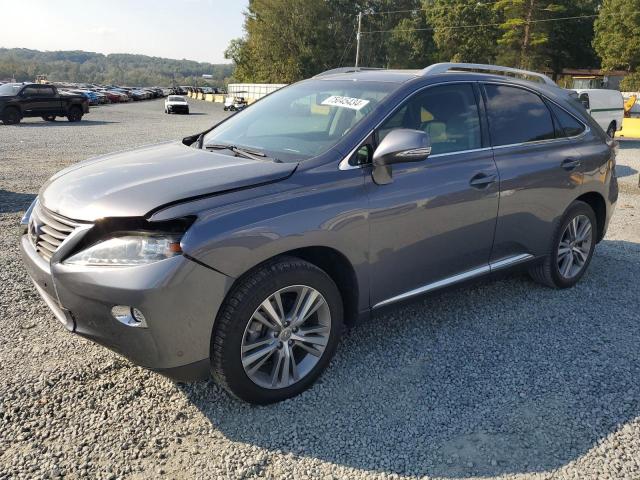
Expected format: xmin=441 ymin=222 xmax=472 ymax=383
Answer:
xmin=40 ymin=141 xmax=297 ymax=221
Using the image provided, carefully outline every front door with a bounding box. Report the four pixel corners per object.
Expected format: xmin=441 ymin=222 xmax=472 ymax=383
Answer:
xmin=365 ymin=83 xmax=500 ymax=307
xmin=19 ymin=86 xmax=40 ymax=115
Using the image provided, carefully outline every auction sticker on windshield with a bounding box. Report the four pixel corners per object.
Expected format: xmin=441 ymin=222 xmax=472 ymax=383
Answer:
xmin=321 ymin=95 xmax=370 ymax=111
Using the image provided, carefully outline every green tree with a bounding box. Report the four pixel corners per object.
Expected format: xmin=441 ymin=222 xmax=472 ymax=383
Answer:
xmin=227 ymin=0 xmax=434 ymax=82
xmin=229 ymin=0 xmax=338 ymax=83
xmin=620 ymin=72 xmax=640 ymax=90
xmin=427 ymin=0 xmax=499 ymax=63
xmin=543 ymin=0 xmax=599 ymax=77
xmin=594 ymin=0 xmax=640 ymax=71
xmin=493 ymin=0 xmax=566 ymax=69
xmin=0 ymin=48 xmax=233 ymax=87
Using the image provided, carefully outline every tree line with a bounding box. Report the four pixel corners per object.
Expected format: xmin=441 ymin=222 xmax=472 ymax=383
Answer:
xmin=0 ymin=48 xmax=234 ymax=87
xmin=225 ymin=0 xmax=640 ymax=90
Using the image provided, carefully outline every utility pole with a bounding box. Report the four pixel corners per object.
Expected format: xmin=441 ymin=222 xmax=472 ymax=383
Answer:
xmin=355 ymin=12 xmax=362 ymax=68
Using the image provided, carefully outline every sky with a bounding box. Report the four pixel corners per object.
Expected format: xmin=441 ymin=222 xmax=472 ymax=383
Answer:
xmin=0 ymin=0 xmax=248 ymax=64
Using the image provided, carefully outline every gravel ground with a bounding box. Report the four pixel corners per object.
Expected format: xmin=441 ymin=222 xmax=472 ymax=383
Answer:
xmin=0 ymin=99 xmax=639 ymax=480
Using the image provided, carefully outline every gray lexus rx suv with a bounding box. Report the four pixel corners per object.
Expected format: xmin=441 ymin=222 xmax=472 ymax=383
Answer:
xmin=20 ymin=63 xmax=618 ymax=404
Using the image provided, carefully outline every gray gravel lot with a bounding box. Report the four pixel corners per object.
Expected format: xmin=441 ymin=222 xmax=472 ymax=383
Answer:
xmin=1 ymin=99 xmax=639 ymax=480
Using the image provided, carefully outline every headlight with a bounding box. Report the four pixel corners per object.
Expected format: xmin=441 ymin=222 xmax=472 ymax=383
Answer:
xmin=64 ymin=234 xmax=183 ymax=266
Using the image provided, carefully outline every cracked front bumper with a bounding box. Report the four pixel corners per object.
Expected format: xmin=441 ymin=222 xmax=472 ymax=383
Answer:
xmin=20 ymin=234 xmax=233 ymax=381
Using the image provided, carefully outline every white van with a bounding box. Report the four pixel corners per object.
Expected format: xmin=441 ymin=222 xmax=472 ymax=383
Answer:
xmin=572 ymin=89 xmax=624 ymax=137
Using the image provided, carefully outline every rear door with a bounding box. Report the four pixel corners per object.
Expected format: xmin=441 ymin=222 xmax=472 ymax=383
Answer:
xmin=366 ymin=82 xmax=500 ymax=307
xmin=36 ymin=86 xmax=63 ymax=114
xmin=482 ymin=83 xmax=583 ymax=263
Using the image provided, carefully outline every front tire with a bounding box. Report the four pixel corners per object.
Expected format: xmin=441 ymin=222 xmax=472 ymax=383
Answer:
xmin=211 ymin=257 xmax=343 ymax=404
xmin=606 ymin=121 xmax=616 ymax=138
xmin=529 ymin=201 xmax=597 ymax=289
xmin=2 ymin=107 xmax=21 ymax=125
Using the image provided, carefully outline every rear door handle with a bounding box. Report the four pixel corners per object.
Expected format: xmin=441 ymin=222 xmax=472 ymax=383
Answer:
xmin=469 ymin=173 xmax=497 ymax=188
xmin=561 ymin=158 xmax=581 ymax=170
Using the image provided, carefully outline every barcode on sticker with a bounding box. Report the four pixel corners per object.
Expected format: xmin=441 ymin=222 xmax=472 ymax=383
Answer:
xmin=321 ymin=96 xmax=370 ymax=111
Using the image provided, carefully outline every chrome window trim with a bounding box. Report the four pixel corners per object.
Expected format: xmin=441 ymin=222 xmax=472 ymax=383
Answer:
xmin=430 ymin=147 xmax=493 ymax=158
xmin=339 ymin=79 xmax=591 ymax=170
xmin=491 ymin=127 xmax=590 ymax=151
xmin=372 ymin=253 xmax=533 ymax=309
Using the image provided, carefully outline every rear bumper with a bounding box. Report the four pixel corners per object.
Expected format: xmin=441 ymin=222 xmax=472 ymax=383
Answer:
xmin=19 ymin=234 xmax=233 ymax=380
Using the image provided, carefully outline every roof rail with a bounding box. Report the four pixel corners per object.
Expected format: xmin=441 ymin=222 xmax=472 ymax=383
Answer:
xmin=420 ymin=63 xmax=557 ymax=86
xmin=313 ymin=67 xmax=384 ymax=78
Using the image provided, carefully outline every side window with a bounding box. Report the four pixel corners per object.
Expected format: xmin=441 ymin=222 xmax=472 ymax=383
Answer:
xmin=39 ymin=86 xmax=55 ymax=96
xmin=377 ymin=105 xmax=408 ymax=141
xmin=484 ymin=84 xmax=555 ymax=146
xmin=549 ymin=103 xmax=586 ymax=138
xmin=378 ymin=84 xmax=482 ymax=155
xmin=21 ymin=86 xmax=38 ymax=97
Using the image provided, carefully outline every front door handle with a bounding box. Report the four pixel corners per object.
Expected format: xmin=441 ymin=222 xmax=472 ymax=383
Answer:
xmin=561 ymin=158 xmax=581 ymax=171
xmin=469 ymin=172 xmax=497 ymax=188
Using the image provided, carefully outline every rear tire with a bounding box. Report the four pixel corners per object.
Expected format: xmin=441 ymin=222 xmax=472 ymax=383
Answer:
xmin=2 ymin=107 xmax=21 ymax=125
xmin=529 ymin=201 xmax=597 ymax=289
xmin=606 ymin=121 xmax=616 ymax=138
xmin=211 ymin=257 xmax=343 ymax=404
xmin=67 ymin=106 xmax=83 ymax=122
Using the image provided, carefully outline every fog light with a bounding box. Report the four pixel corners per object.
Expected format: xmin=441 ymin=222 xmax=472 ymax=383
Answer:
xmin=111 ymin=305 xmax=148 ymax=328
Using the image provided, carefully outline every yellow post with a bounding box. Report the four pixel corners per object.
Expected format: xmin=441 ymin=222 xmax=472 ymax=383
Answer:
xmin=619 ymin=118 xmax=640 ymax=139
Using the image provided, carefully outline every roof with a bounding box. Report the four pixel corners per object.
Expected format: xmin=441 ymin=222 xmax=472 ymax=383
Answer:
xmin=313 ymin=63 xmax=558 ymax=88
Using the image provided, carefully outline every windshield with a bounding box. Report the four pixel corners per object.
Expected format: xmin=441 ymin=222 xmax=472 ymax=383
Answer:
xmin=0 ymin=83 xmax=23 ymax=96
xmin=169 ymin=96 xmax=185 ymax=102
xmin=203 ymin=79 xmax=397 ymax=162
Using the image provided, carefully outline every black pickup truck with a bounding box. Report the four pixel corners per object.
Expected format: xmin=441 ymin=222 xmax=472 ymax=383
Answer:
xmin=0 ymin=83 xmax=89 ymax=125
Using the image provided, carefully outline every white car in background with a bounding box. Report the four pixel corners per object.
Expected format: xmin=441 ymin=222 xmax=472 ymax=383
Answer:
xmin=573 ymin=89 xmax=624 ymax=138
xmin=164 ymin=95 xmax=190 ymax=114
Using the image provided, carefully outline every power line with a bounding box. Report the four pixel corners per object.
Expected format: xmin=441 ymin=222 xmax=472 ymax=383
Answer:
xmin=360 ymin=14 xmax=598 ymax=34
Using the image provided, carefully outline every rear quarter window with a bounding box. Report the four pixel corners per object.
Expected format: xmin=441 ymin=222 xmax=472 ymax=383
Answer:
xmin=548 ymin=103 xmax=586 ymax=138
xmin=484 ymin=84 xmax=555 ymax=147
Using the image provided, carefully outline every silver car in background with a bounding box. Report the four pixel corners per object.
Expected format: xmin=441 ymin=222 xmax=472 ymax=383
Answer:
xmin=164 ymin=95 xmax=190 ymax=114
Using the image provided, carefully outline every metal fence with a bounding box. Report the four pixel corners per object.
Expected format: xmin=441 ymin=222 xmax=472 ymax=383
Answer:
xmin=227 ymin=83 xmax=287 ymax=100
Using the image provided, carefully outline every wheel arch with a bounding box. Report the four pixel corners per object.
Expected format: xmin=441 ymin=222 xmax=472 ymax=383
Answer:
xmin=226 ymin=246 xmax=360 ymax=326
xmin=2 ymin=104 xmax=22 ymax=115
xmin=576 ymin=191 xmax=606 ymax=242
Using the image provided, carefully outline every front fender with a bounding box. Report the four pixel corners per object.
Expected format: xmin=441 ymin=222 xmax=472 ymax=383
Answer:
xmin=151 ymin=166 xmax=369 ymax=306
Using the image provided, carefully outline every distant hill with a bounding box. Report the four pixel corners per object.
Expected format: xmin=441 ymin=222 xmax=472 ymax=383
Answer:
xmin=0 ymin=48 xmax=234 ymax=87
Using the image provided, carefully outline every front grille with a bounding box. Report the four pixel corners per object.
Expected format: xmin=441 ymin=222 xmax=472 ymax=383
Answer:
xmin=28 ymin=204 xmax=84 ymax=262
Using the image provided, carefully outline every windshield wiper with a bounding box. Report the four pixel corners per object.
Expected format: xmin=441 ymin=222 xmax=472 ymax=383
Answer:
xmin=205 ymin=143 xmax=269 ymax=161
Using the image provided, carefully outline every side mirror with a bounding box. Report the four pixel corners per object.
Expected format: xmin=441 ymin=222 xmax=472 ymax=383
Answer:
xmin=372 ymin=129 xmax=431 ymax=185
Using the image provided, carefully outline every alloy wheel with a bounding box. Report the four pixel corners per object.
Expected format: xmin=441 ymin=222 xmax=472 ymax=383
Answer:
xmin=240 ymin=285 xmax=331 ymax=389
xmin=557 ymin=214 xmax=592 ymax=279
